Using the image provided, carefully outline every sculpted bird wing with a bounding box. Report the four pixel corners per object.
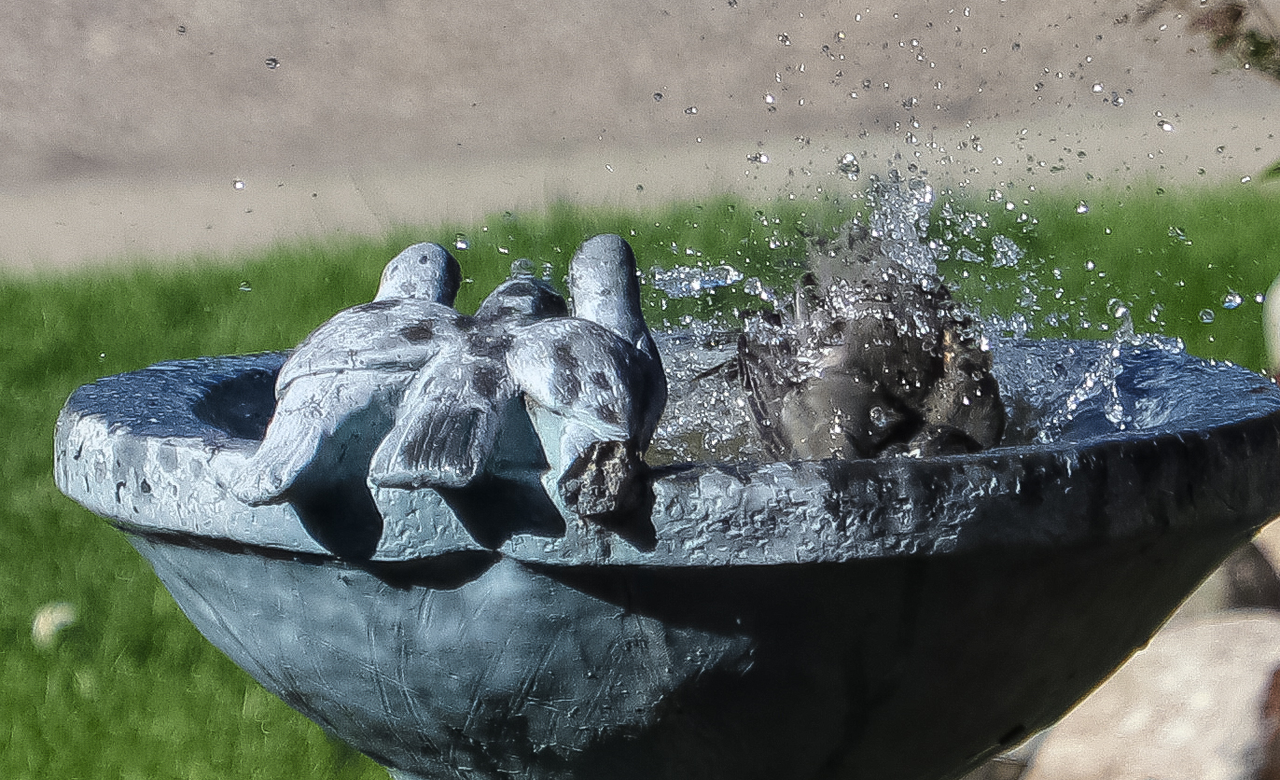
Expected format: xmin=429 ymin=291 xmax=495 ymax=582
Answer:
xmin=368 ymin=348 xmax=517 ymax=490
xmin=277 ymin=300 xmax=462 ymax=394
xmin=506 ymin=318 xmax=643 ymax=442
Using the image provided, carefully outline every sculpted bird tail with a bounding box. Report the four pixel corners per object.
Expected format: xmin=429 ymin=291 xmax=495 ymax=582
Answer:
xmin=368 ymin=370 xmax=512 ymax=490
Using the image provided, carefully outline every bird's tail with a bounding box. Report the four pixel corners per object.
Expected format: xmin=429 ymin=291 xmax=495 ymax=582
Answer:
xmin=368 ymin=374 xmax=511 ymax=490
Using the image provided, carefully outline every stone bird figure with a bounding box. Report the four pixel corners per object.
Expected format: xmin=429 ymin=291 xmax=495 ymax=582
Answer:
xmin=367 ymin=266 xmax=568 ymax=490
xmin=229 ymin=242 xmax=463 ymax=506
xmin=506 ymin=234 xmax=668 ymax=525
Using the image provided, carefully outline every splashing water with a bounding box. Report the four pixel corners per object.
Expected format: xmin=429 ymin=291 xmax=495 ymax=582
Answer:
xmin=651 ymin=264 xmax=746 ymax=299
xmin=643 ymin=165 xmax=1198 ymax=464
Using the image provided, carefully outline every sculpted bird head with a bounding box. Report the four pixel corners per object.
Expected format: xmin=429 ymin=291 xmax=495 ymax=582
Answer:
xmin=475 ymin=262 xmax=568 ymax=324
xmin=376 ymin=243 xmax=462 ymax=304
xmin=568 ymin=235 xmax=650 ymax=349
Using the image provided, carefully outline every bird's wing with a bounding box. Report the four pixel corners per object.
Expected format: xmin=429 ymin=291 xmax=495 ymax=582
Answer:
xmin=736 ymin=329 xmax=798 ymax=461
xmin=506 ymin=319 xmax=638 ymax=442
xmin=368 ymin=352 xmax=517 ymax=490
xmin=277 ymin=301 xmax=461 ymax=394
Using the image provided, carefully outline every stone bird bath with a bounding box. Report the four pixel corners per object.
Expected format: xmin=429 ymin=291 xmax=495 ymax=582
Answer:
xmin=54 ymin=235 xmax=1280 ymax=780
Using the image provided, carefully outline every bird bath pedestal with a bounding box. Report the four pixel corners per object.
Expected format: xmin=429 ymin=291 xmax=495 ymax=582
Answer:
xmin=53 ymin=336 xmax=1280 ymax=780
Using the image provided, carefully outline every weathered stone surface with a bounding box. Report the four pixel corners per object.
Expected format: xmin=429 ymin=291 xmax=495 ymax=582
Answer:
xmin=54 ymin=339 xmax=1280 ymax=567
xmin=1024 ymin=613 xmax=1280 ymax=780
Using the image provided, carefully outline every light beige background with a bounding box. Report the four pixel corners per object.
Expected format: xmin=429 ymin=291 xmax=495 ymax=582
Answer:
xmin=3 ymin=0 xmax=1278 ymax=271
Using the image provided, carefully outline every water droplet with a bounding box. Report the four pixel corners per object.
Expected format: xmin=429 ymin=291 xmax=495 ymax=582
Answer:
xmin=454 ymin=234 xmax=470 ymax=250
xmin=1199 ymin=309 xmax=1216 ymax=324
xmin=238 ymin=280 xmax=252 ymax=292
xmin=764 ymin=93 xmax=776 ymax=105
xmin=265 ymin=57 xmax=280 ymax=70
xmin=1157 ymin=119 xmax=1174 ymax=132
xmin=837 ymin=152 xmax=860 ymax=180
xmin=684 ymin=106 xmax=698 ymax=115
xmin=176 ymin=25 xmax=187 ymax=34
xmin=747 ymin=152 xmax=769 ymax=164
xmin=777 ymin=33 xmax=792 ymax=46
xmin=1075 ymin=201 xmax=1090 ymax=214
xmin=1223 ymin=290 xmax=1243 ymax=309
xmin=990 ymin=234 xmax=1024 ymax=268
xmin=653 ymin=92 xmax=664 ymax=102
xmin=1092 ymin=82 xmax=1104 ymax=93
xmin=232 ymin=179 xmax=246 ymax=190
xmin=1167 ymin=226 xmax=1192 ymax=245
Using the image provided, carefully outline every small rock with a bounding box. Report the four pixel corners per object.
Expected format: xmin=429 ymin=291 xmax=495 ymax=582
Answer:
xmin=31 ymin=601 xmax=77 ymax=648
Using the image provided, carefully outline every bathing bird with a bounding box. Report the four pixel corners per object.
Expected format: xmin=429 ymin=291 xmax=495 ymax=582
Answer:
xmin=737 ymin=221 xmax=1004 ymax=460
xmin=229 ymin=242 xmax=464 ymax=506
xmin=506 ymin=235 xmax=668 ymax=526
xmin=367 ymin=266 xmax=568 ymax=490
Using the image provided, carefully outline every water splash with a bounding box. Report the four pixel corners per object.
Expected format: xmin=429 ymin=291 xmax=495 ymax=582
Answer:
xmin=649 ymin=324 xmax=763 ymax=464
xmin=651 ymin=264 xmax=745 ymax=299
xmin=990 ymin=234 xmax=1024 ymax=268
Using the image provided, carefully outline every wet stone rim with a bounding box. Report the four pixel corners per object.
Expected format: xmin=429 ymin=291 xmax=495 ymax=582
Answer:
xmin=53 ymin=341 xmax=1280 ymax=567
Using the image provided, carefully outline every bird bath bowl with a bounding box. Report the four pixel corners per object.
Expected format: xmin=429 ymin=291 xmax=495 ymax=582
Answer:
xmin=54 ymin=333 xmax=1280 ymax=780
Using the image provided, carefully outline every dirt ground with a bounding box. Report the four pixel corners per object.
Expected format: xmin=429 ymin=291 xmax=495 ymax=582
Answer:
xmin=3 ymin=0 xmax=1279 ymax=272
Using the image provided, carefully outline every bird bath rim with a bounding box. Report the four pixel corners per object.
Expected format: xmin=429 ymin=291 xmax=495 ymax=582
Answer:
xmin=54 ymin=334 xmax=1280 ymax=568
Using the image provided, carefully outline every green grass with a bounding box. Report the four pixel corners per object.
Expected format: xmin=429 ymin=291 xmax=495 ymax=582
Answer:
xmin=2 ymin=184 xmax=1279 ymax=779
xmin=933 ymin=182 xmax=1280 ymax=370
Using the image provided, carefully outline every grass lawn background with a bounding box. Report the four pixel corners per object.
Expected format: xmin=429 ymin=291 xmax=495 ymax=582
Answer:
xmin=3 ymin=183 xmax=1279 ymax=778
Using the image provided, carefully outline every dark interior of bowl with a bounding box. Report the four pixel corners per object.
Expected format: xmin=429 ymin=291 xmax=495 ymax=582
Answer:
xmin=191 ymin=364 xmax=278 ymax=441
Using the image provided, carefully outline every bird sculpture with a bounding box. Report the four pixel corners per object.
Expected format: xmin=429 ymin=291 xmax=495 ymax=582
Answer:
xmin=367 ymin=267 xmax=568 ymax=490
xmin=506 ymin=234 xmax=668 ymax=526
xmin=229 ymin=242 xmax=463 ymax=506
xmin=737 ymin=221 xmax=1004 ymax=460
